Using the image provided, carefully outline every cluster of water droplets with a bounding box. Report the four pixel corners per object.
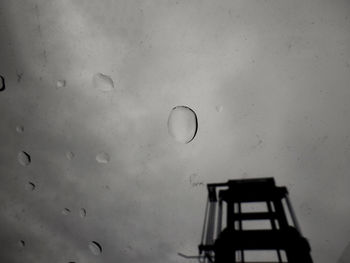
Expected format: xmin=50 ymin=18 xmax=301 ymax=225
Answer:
xmin=9 ymin=73 xmax=120 ymax=260
xmin=61 ymin=207 xmax=87 ymax=218
xmin=10 ymin=71 xmax=203 ymax=261
xmin=15 ymin=125 xmax=29 ymax=252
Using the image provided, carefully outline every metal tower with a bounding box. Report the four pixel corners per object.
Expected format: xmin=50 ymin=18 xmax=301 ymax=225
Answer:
xmin=198 ymin=178 xmax=313 ymax=263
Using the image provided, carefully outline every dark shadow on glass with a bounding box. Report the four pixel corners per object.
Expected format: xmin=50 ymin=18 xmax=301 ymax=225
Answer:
xmin=197 ymin=177 xmax=313 ymax=263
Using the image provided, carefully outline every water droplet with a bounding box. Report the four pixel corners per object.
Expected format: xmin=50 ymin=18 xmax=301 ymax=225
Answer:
xmin=65 ymin=151 xmax=74 ymax=160
xmin=25 ymin=182 xmax=35 ymax=191
xmin=89 ymin=241 xmax=102 ymax=255
xmin=215 ymin=105 xmax=223 ymax=112
xmin=18 ymin=240 xmax=25 ymax=248
xmin=18 ymin=151 xmax=31 ymax=166
xmin=56 ymin=80 xmax=66 ymax=88
xmin=16 ymin=125 xmax=24 ymax=133
xmin=93 ymin=73 xmax=114 ymax=92
xmin=0 ymin=75 xmax=5 ymax=91
xmin=62 ymin=208 xmax=71 ymax=215
xmin=189 ymin=173 xmax=204 ymax=187
xmin=80 ymin=208 xmax=86 ymax=218
xmin=168 ymin=106 xmax=198 ymax=143
xmin=96 ymin=152 xmax=110 ymax=164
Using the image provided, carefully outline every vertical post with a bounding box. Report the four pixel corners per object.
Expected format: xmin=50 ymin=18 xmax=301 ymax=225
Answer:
xmin=216 ymin=199 xmax=223 ymax=240
xmin=206 ymin=202 xmax=217 ymax=245
xmin=273 ymin=198 xmax=289 ymax=230
xmin=238 ymin=202 xmax=244 ymax=262
xmin=285 ymin=194 xmax=302 ymax=233
xmin=227 ymin=200 xmax=234 ymax=229
xmin=201 ymin=197 xmax=209 ymax=245
xmin=267 ymin=201 xmax=282 ymax=263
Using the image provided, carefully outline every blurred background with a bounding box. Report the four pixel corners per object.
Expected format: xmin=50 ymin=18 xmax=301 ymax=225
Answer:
xmin=0 ymin=0 xmax=350 ymax=262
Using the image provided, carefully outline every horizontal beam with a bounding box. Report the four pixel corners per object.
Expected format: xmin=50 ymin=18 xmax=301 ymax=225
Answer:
xmin=233 ymin=212 xmax=276 ymax=221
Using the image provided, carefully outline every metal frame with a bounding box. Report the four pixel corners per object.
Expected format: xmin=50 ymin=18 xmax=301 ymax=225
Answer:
xmin=198 ymin=178 xmax=313 ymax=263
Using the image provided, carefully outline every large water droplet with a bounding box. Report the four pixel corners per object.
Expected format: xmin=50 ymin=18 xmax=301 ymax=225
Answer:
xmin=16 ymin=125 xmax=24 ymax=133
xmin=96 ymin=152 xmax=110 ymax=164
xmin=18 ymin=151 xmax=31 ymax=166
xmin=56 ymin=80 xmax=66 ymax=88
xmin=62 ymin=208 xmax=71 ymax=215
xmin=168 ymin=106 xmax=198 ymax=143
xmin=25 ymin=182 xmax=35 ymax=191
xmin=18 ymin=240 xmax=25 ymax=248
xmin=80 ymin=208 xmax=86 ymax=218
xmin=93 ymin=73 xmax=114 ymax=92
xmin=65 ymin=151 xmax=74 ymax=160
xmin=0 ymin=75 xmax=5 ymax=91
xmin=89 ymin=241 xmax=102 ymax=255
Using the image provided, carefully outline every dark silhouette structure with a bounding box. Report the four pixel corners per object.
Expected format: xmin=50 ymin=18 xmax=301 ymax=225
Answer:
xmin=198 ymin=178 xmax=313 ymax=263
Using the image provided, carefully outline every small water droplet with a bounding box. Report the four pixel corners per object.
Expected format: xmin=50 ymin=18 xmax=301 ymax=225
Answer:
xmin=18 ymin=151 xmax=31 ymax=166
xmin=80 ymin=208 xmax=86 ymax=218
xmin=93 ymin=73 xmax=114 ymax=92
xmin=25 ymin=182 xmax=35 ymax=191
xmin=18 ymin=240 xmax=25 ymax=248
xmin=189 ymin=173 xmax=204 ymax=187
xmin=56 ymin=80 xmax=66 ymax=88
xmin=65 ymin=151 xmax=74 ymax=160
xmin=168 ymin=106 xmax=198 ymax=143
xmin=16 ymin=125 xmax=24 ymax=133
xmin=62 ymin=208 xmax=71 ymax=215
xmin=89 ymin=241 xmax=102 ymax=255
xmin=0 ymin=75 xmax=5 ymax=91
xmin=96 ymin=152 xmax=110 ymax=164
xmin=215 ymin=105 xmax=223 ymax=112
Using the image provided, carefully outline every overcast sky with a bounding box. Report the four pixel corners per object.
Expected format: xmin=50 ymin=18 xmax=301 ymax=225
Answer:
xmin=1 ymin=0 xmax=350 ymax=262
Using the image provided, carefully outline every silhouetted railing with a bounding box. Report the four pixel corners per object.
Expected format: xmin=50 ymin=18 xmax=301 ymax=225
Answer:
xmin=198 ymin=178 xmax=313 ymax=263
